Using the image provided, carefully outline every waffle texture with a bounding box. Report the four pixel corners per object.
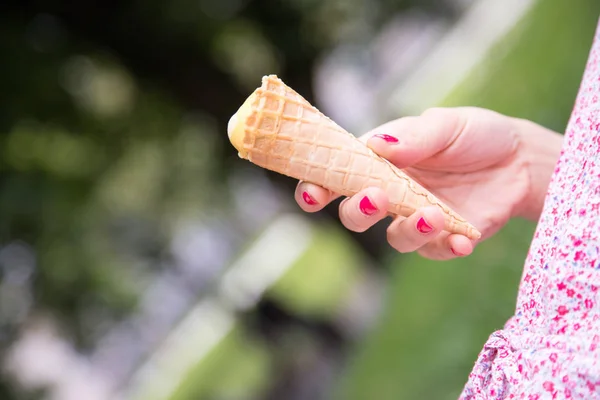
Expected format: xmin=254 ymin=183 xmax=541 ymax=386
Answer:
xmin=230 ymin=75 xmax=481 ymax=240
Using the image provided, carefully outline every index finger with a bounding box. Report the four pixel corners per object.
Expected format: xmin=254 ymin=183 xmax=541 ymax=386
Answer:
xmin=295 ymin=181 xmax=339 ymax=212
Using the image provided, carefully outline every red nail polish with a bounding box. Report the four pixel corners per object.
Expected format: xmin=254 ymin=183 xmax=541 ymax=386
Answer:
xmin=451 ymin=248 xmax=464 ymax=257
xmin=302 ymin=191 xmax=318 ymax=205
xmin=373 ymin=134 xmax=399 ymax=143
xmin=359 ymin=196 xmax=378 ymax=215
xmin=416 ymin=217 xmax=433 ymax=234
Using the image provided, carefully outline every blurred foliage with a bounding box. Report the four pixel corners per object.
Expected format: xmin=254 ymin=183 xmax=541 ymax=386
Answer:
xmin=169 ymin=325 xmax=272 ymax=400
xmin=335 ymin=220 xmax=536 ymax=400
xmin=266 ymin=223 xmax=365 ymax=319
xmin=334 ymin=0 xmax=600 ymax=399
xmin=0 ymin=0 xmax=458 ymax=341
xmin=0 ymin=0 xmax=466 ymax=398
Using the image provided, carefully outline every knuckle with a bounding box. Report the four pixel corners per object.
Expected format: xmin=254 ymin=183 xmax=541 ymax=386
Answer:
xmin=421 ymin=107 xmax=450 ymax=119
xmin=344 ymin=219 xmax=367 ymax=233
xmin=339 ymin=200 xmax=367 ymax=233
xmin=420 ymin=107 xmax=466 ymax=141
xmin=420 ymin=107 xmax=458 ymax=127
xmin=386 ymin=225 xmax=410 ymax=253
xmin=417 ymin=248 xmax=441 ymax=260
xmin=417 ymin=245 xmax=443 ymax=260
xmin=416 ymin=248 xmax=432 ymax=259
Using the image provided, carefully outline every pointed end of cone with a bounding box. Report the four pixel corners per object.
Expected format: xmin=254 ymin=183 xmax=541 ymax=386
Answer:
xmin=469 ymin=225 xmax=482 ymax=241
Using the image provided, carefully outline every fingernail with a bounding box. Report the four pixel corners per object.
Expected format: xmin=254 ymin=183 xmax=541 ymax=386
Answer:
xmin=451 ymin=248 xmax=465 ymax=257
xmin=416 ymin=217 xmax=433 ymax=234
xmin=359 ymin=196 xmax=378 ymax=216
xmin=373 ymin=134 xmax=399 ymax=143
xmin=302 ymin=191 xmax=318 ymax=205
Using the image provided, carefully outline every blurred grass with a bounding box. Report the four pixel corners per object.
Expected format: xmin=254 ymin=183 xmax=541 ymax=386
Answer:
xmin=169 ymin=323 xmax=272 ymax=400
xmin=165 ymin=219 xmax=367 ymax=399
xmin=334 ymin=220 xmax=535 ymax=400
xmin=266 ymin=222 xmax=365 ymax=319
xmin=334 ymin=1 xmax=600 ymax=399
xmin=122 ymin=1 xmax=600 ymax=399
xmin=440 ymin=0 xmax=600 ymax=131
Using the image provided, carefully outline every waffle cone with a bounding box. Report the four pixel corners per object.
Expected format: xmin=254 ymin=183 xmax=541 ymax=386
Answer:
xmin=228 ymin=75 xmax=481 ymax=240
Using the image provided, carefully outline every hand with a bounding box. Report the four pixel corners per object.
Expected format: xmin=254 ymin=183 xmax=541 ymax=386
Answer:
xmin=294 ymin=107 xmax=562 ymax=260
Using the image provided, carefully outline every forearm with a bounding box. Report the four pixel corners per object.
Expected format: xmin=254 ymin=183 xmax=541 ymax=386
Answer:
xmin=512 ymin=117 xmax=564 ymax=222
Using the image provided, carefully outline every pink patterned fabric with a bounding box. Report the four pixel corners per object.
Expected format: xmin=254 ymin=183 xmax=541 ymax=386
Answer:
xmin=460 ymin=18 xmax=600 ymax=399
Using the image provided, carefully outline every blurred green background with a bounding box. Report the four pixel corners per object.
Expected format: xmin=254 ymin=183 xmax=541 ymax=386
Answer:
xmin=0 ymin=0 xmax=599 ymax=399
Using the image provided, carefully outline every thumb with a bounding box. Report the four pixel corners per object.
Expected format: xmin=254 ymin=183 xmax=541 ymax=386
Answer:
xmin=364 ymin=108 xmax=467 ymax=169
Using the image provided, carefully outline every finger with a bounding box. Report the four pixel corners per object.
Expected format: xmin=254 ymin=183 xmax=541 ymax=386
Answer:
xmin=417 ymin=232 xmax=475 ymax=260
xmin=386 ymin=206 xmax=445 ymax=253
xmin=364 ymin=107 xmax=467 ymax=168
xmin=447 ymin=234 xmax=474 ymax=257
xmin=295 ymin=181 xmax=339 ymax=212
xmin=338 ymin=187 xmax=389 ymax=232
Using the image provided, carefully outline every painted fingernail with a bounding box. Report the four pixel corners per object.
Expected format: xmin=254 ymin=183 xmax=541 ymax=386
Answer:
xmin=451 ymin=248 xmax=465 ymax=257
xmin=302 ymin=191 xmax=318 ymax=205
xmin=373 ymin=134 xmax=399 ymax=143
xmin=359 ymin=196 xmax=378 ymax=216
xmin=416 ymin=217 xmax=433 ymax=234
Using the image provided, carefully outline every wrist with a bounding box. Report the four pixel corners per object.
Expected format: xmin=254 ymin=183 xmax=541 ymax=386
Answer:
xmin=511 ymin=118 xmax=563 ymax=222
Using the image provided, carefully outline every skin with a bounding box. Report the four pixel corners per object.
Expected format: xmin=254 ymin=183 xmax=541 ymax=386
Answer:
xmin=294 ymin=106 xmax=564 ymax=260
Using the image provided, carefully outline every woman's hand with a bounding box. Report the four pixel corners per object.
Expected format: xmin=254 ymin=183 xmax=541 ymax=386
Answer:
xmin=294 ymin=107 xmax=563 ymax=260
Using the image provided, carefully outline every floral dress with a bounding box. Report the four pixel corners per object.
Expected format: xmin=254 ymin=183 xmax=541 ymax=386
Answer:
xmin=460 ymin=17 xmax=600 ymax=399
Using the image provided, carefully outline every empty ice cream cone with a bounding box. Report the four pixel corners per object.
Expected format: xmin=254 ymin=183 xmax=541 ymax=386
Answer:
xmin=228 ymin=75 xmax=481 ymax=241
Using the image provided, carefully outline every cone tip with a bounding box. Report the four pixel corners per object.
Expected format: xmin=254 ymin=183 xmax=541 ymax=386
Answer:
xmin=470 ymin=225 xmax=482 ymax=241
